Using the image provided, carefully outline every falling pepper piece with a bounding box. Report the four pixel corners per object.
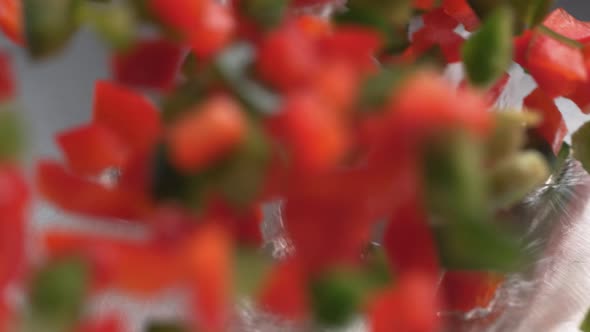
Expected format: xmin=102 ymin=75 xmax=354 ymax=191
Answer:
xmin=36 ymin=160 xmax=149 ymax=220
xmin=524 ymin=88 xmax=568 ymax=155
xmin=543 ymin=8 xmax=590 ymax=44
xmin=112 ymin=39 xmax=185 ymax=91
xmin=184 ymin=224 xmax=233 ymax=332
xmin=93 ymin=80 xmax=162 ymax=154
xmin=526 ymin=29 xmax=587 ymax=98
xmin=56 ymin=124 xmax=129 ymax=177
xmin=440 ymin=271 xmax=504 ymax=312
xmin=368 ymin=272 xmax=440 ymax=332
xmin=168 ymin=95 xmax=247 ymax=173
xmin=0 ymin=52 xmax=15 ymax=102
xmin=258 ymin=258 xmax=309 ymax=320
xmin=383 ymin=198 xmax=439 ymax=277
xmin=188 ymin=1 xmax=235 ymax=59
xmin=0 ymin=0 xmax=23 ymax=45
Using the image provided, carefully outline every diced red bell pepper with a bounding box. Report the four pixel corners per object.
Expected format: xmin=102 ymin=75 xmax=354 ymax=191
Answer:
xmin=385 ymin=71 xmax=492 ymax=145
xmin=458 ymin=73 xmax=510 ymax=106
xmin=150 ymin=0 xmax=206 ymax=33
xmin=423 ymin=8 xmax=459 ymax=30
xmin=383 ymin=198 xmax=439 ymax=277
xmin=43 ymin=232 xmax=131 ymax=291
xmin=149 ymin=204 xmax=198 ymax=245
xmin=295 ymin=15 xmax=332 ymax=39
xmin=93 ymin=80 xmax=162 ymax=154
xmin=368 ymin=272 xmax=440 ymax=332
xmin=439 ymin=271 xmax=504 ymax=312
xmin=168 ymin=95 xmax=246 ymax=173
xmin=283 ymin=193 xmax=373 ymax=272
xmin=318 ymin=26 xmax=383 ymax=74
xmin=567 ymin=78 xmax=590 ymax=113
xmin=410 ymin=9 xmax=465 ymax=63
xmin=543 ymin=8 xmax=590 ymax=44
xmin=110 ymin=243 xmax=187 ymax=296
xmin=442 ymin=0 xmax=480 ymax=31
xmin=0 ymin=302 xmax=12 ymax=332
xmin=0 ymin=165 xmax=27 ymax=294
xmin=189 ymin=1 xmax=235 ymax=59
xmin=36 ymin=160 xmax=148 ymax=219
xmin=524 ymin=88 xmax=568 ymax=154
xmin=56 ymin=124 xmax=128 ymax=176
xmin=526 ymin=31 xmax=587 ymax=98
xmin=0 ymin=164 xmax=28 ymax=211
xmin=0 ymin=0 xmax=23 ymax=45
xmin=513 ymin=30 xmax=534 ymax=67
xmin=413 ymin=0 xmax=437 ymax=10
xmin=566 ymin=45 xmax=590 ymax=113
xmin=258 ymin=258 xmax=308 ymax=320
xmin=0 ymin=52 xmax=15 ymax=102
xmin=112 ymin=39 xmax=185 ymax=91
xmin=203 ymin=199 xmax=263 ymax=248
xmin=310 ymin=59 xmax=359 ymax=115
xmin=273 ymin=92 xmax=350 ymax=173
xmin=257 ymin=23 xmax=318 ymax=90
xmin=485 ymin=73 xmax=510 ymax=106
xmin=185 ymin=224 xmax=233 ymax=332
xmin=43 ymin=231 xmax=186 ymax=295
xmin=415 ymin=29 xmax=465 ymax=63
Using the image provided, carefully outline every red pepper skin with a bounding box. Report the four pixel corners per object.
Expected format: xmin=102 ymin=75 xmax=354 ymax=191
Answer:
xmin=413 ymin=0 xmax=437 ymax=10
xmin=439 ymin=271 xmax=504 ymax=312
xmin=168 ymin=95 xmax=246 ymax=173
xmin=383 ymin=198 xmax=439 ymax=277
xmin=189 ymin=1 xmax=235 ymax=59
xmin=0 ymin=165 xmax=27 ymax=298
xmin=485 ymin=73 xmax=510 ymax=106
xmin=0 ymin=0 xmax=23 ymax=45
xmin=411 ymin=27 xmax=465 ymax=63
xmin=257 ymin=23 xmax=318 ymax=91
xmin=258 ymin=258 xmax=308 ymax=320
xmin=0 ymin=302 xmax=12 ymax=332
xmin=311 ymin=60 xmax=359 ymax=114
xmin=284 ymin=195 xmax=372 ymax=272
xmin=318 ymin=26 xmax=383 ymax=74
xmin=295 ymin=15 xmax=332 ymax=39
xmin=93 ymin=81 xmax=162 ymax=154
xmin=513 ymin=30 xmax=534 ymax=67
xmin=203 ymin=199 xmax=263 ymax=248
xmin=36 ymin=160 xmax=148 ymax=220
xmin=44 ymin=232 xmax=188 ymax=296
xmin=112 ymin=39 xmax=185 ymax=91
xmin=381 ymin=72 xmax=491 ymax=147
xmin=543 ymin=8 xmax=590 ymax=44
xmin=524 ymin=88 xmax=568 ymax=155
xmin=406 ymin=9 xmax=465 ymax=64
xmin=150 ymin=0 xmax=234 ymax=59
xmin=185 ymin=224 xmax=233 ymax=332
xmin=0 ymin=52 xmax=15 ymax=102
xmin=526 ymin=32 xmax=587 ymax=98
xmin=566 ymin=45 xmax=590 ymax=113
xmin=423 ymin=7 xmax=459 ymax=30
xmin=56 ymin=124 xmax=128 ymax=177
xmin=368 ymin=272 xmax=440 ymax=332
xmin=150 ymin=0 xmax=206 ymax=34
xmin=272 ymin=92 xmax=350 ymax=173
xmin=442 ymin=0 xmax=479 ymax=31
xmin=567 ymin=78 xmax=590 ymax=114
